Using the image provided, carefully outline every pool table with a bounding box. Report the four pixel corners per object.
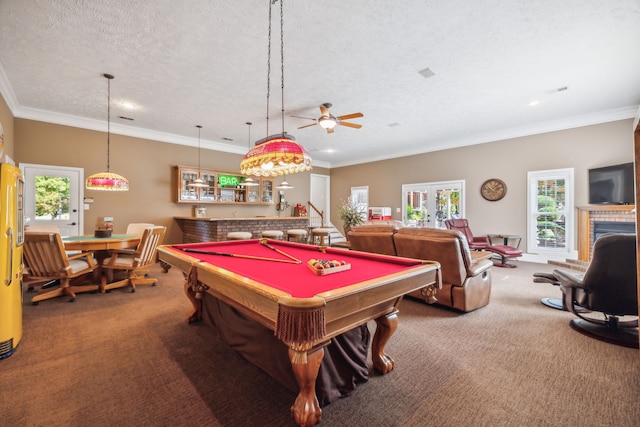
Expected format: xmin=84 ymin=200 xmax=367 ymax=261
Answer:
xmin=157 ymin=239 xmax=440 ymax=426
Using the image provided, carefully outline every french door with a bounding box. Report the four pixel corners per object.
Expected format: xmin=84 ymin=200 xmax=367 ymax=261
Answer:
xmin=402 ymin=180 xmax=465 ymax=228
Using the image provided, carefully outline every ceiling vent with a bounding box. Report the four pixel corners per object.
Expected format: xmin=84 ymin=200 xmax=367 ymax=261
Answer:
xmin=418 ymin=68 xmax=436 ymax=79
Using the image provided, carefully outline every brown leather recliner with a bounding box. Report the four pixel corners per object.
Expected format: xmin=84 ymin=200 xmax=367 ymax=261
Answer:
xmin=394 ymin=228 xmax=493 ymax=312
xmin=349 ymin=225 xmax=493 ymax=312
xmin=445 ymin=218 xmax=523 ymax=267
xmin=444 ymin=219 xmax=489 ymax=250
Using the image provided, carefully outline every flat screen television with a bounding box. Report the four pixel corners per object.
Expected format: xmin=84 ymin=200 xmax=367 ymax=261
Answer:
xmin=588 ymin=162 xmax=635 ymax=205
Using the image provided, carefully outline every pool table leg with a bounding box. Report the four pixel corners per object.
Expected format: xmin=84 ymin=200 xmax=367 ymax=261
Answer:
xmin=289 ymin=347 xmax=324 ymax=427
xmin=183 ymin=276 xmax=203 ymax=324
xmin=372 ymin=310 xmax=398 ymax=374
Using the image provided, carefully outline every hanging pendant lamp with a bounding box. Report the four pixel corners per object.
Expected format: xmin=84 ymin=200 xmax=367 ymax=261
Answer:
xmin=276 ymin=180 xmax=294 ymax=189
xmin=239 ymin=0 xmax=312 ymax=177
xmin=239 ymin=122 xmax=259 ymax=186
xmin=86 ymin=74 xmax=129 ymax=191
xmin=187 ymin=125 xmax=210 ymax=188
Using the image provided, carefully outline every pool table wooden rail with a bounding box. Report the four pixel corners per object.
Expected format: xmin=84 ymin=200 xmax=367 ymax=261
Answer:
xmin=158 ymin=244 xmax=439 ymax=344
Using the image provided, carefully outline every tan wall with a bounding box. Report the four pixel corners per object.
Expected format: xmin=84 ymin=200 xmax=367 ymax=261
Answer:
xmin=0 ymin=93 xmax=14 ymax=161
xmin=329 ymin=119 xmax=635 ymax=251
xmin=7 ymin=94 xmax=634 ymax=251
xmin=14 ymin=118 xmax=328 ymax=244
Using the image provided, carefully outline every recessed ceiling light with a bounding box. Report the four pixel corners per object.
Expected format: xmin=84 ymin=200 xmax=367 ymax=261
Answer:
xmin=120 ymin=101 xmax=136 ymax=109
xmin=528 ymin=100 xmax=540 ymax=106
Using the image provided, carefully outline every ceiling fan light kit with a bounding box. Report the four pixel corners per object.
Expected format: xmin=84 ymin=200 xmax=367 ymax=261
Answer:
xmin=318 ymin=116 xmax=336 ymax=129
xmin=294 ymin=102 xmax=363 ymax=134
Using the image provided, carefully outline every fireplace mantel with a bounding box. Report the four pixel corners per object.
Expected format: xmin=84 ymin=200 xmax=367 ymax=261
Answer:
xmin=577 ymin=205 xmax=636 ymax=261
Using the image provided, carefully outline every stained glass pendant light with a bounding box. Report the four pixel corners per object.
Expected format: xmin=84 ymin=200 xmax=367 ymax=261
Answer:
xmin=187 ymin=125 xmax=210 ymax=188
xmin=86 ymin=74 xmax=129 ymax=191
xmin=239 ymin=0 xmax=312 ymax=177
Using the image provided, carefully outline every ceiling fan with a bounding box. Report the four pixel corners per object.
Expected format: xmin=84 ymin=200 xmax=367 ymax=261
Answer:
xmin=293 ymin=103 xmax=363 ymax=134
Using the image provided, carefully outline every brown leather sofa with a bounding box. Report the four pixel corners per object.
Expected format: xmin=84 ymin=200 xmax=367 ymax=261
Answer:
xmin=347 ymin=224 xmax=397 ymax=255
xmin=348 ymin=225 xmax=493 ymax=312
xmin=359 ymin=219 xmax=405 ymax=229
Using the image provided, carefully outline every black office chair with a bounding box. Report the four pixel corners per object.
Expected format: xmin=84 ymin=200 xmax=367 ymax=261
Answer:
xmin=554 ymin=233 xmax=638 ymax=348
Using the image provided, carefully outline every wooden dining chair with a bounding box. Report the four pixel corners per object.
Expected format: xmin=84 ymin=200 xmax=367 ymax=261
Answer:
xmin=126 ymin=222 xmax=155 ymax=237
xmin=23 ymin=232 xmax=99 ymax=304
xmin=101 ymin=226 xmax=166 ymax=293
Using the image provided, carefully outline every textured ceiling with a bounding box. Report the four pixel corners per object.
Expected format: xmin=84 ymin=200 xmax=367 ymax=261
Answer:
xmin=1 ymin=0 xmax=640 ymax=168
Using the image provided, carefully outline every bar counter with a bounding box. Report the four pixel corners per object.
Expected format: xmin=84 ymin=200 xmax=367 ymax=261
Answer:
xmin=174 ymin=216 xmax=309 ymax=243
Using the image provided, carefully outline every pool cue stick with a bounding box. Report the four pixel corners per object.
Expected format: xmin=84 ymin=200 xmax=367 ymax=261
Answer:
xmin=181 ymin=248 xmax=299 ymax=264
xmin=259 ymin=238 xmax=302 ymax=264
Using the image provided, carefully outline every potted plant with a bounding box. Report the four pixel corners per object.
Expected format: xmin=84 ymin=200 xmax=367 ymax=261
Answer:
xmin=338 ymin=197 xmax=366 ymax=240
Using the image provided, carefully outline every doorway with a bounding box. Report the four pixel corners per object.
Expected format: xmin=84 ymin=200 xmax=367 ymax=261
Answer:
xmin=310 ymin=174 xmax=330 ymax=227
xmin=20 ymin=164 xmax=83 ymax=236
xmin=401 ymin=180 xmax=465 ymax=228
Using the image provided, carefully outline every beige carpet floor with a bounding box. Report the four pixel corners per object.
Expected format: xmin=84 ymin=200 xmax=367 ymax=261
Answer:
xmin=1 ymin=260 xmax=638 ymax=426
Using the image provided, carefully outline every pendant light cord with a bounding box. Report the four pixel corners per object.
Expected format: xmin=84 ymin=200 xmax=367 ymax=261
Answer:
xmin=196 ymin=125 xmax=202 ymax=172
xmin=279 ymin=0 xmax=285 ymax=136
xmin=106 ymin=74 xmax=112 ymax=172
xmin=266 ymin=0 xmax=285 ymax=138
xmin=265 ymin=0 xmax=274 ymax=138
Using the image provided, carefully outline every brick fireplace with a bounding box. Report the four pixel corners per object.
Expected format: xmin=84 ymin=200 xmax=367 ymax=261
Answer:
xmin=577 ymin=205 xmax=636 ymax=261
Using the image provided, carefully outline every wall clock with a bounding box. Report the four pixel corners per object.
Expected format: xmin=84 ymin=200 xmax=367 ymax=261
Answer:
xmin=480 ymin=178 xmax=507 ymax=201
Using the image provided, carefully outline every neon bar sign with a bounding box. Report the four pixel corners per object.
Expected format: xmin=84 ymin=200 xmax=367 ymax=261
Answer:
xmin=218 ymin=175 xmax=240 ymax=187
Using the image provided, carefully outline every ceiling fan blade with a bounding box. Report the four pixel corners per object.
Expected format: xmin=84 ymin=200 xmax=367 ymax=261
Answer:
xmin=291 ymin=115 xmax=316 ymax=121
xmin=298 ymin=123 xmax=318 ymax=129
xmin=336 ymin=112 xmax=363 ymax=120
xmin=338 ymin=121 xmax=362 ymax=129
xmin=326 ymin=127 xmax=335 ymax=134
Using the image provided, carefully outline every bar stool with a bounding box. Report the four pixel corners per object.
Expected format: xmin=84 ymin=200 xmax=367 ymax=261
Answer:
xmin=286 ymin=229 xmax=308 ymax=243
xmin=310 ymin=228 xmax=333 ymax=246
xmin=227 ymin=231 xmax=253 ymax=240
xmin=261 ymin=230 xmax=284 ymax=240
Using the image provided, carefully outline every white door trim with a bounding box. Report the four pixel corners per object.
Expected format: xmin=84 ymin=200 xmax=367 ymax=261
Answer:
xmin=20 ymin=163 xmax=84 ymax=236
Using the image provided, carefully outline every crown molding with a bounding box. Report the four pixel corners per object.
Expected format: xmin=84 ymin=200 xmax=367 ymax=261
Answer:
xmin=1 ymin=64 xmax=630 ymax=171
xmin=328 ymin=105 xmax=639 ymax=168
xmin=0 ymin=64 xmax=19 ymax=112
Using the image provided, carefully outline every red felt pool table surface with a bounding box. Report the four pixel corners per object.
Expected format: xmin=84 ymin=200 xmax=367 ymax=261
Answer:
xmin=166 ymin=239 xmax=425 ymax=298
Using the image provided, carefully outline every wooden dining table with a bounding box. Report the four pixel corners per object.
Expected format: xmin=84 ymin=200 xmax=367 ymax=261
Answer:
xmin=62 ymin=234 xmax=140 ymax=252
xmin=63 ymin=234 xmax=141 ymax=290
